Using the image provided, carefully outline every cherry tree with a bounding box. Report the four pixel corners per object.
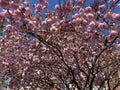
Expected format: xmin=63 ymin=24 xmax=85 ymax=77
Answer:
xmin=0 ymin=0 xmax=120 ymax=90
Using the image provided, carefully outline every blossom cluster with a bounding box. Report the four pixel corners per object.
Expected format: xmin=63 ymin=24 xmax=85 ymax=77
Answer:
xmin=0 ymin=0 xmax=120 ymax=90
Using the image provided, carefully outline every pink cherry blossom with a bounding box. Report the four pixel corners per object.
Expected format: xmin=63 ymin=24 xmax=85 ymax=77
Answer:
xmin=109 ymin=0 xmax=115 ymax=4
xmin=86 ymin=13 xmax=94 ymax=20
xmin=85 ymin=6 xmax=92 ymax=13
xmin=118 ymin=3 xmax=120 ymax=8
xmin=112 ymin=13 xmax=120 ymax=21
xmin=0 ymin=0 xmax=9 ymax=9
xmin=9 ymin=1 xmax=18 ymax=10
xmin=35 ymin=4 xmax=42 ymax=13
xmin=24 ymin=7 xmax=31 ymax=16
xmin=55 ymin=4 xmax=60 ymax=10
xmin=89 ymin=21 xmax=96 ymax=28
xmin=98 ymin=5 xmax=106 ymax=10
xmin=76 ymin=0 xmax=83 ymax=5
xmin=108 ymin=30 xmax=118 ymax=41
xmin=104 ymin=12 xmax=112 ymax=19
xmin=23 ymin=0 xmax=29 ymax=7
xmin=98 ymin=22 xmax=107 ymax=28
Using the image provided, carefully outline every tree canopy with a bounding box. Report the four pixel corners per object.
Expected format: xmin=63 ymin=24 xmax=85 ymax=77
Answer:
xmin=0 ymin=0 xmax=120 ymax=90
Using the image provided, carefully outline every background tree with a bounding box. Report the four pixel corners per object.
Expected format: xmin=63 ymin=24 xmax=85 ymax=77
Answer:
xmin=0 ymin=0 xmax=120 ymax=90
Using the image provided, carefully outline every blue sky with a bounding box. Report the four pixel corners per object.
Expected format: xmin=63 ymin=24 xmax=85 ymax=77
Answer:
xmin=28 ymin=0 xmax=60 ymax=10
xmin=28 ymin=0 xmax=93 ymax=10
xmin=28 ymin=0 xmax=119 ymax=12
